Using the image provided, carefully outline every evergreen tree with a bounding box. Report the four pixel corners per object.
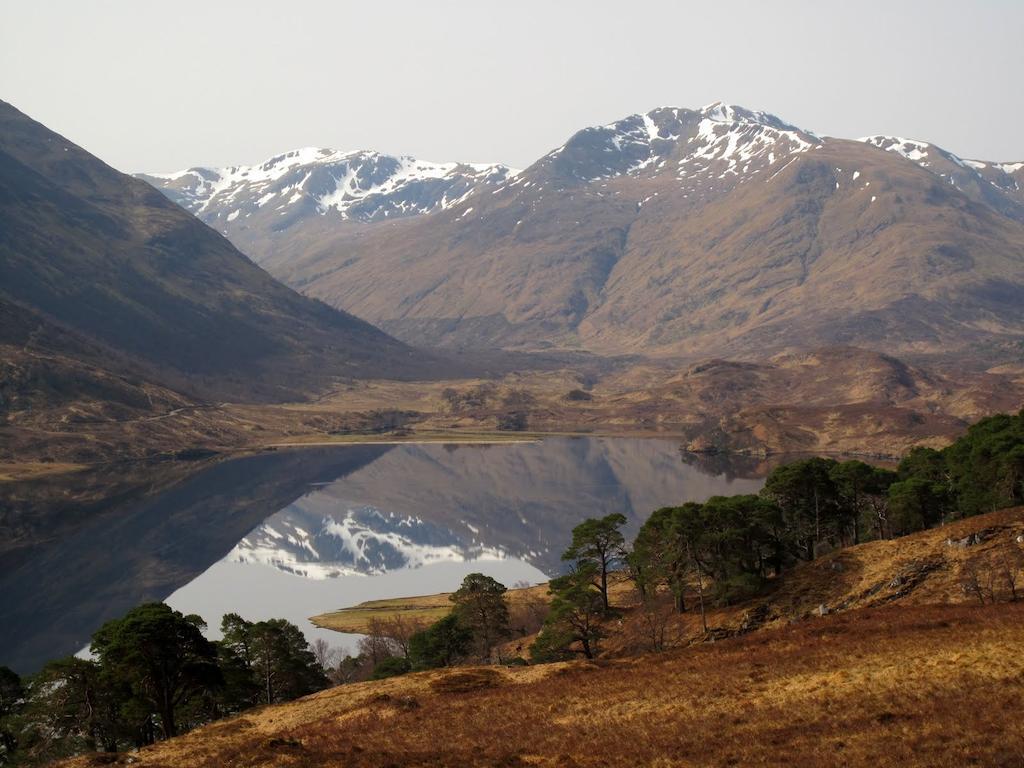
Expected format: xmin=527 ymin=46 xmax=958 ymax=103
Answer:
xmin=217 ymin=614 xmax=328 ymax=705
xmin=91 ymin=603 xmax=221 ymax=740
xmin=0 ymin=666 xmax=22 ymax=764
xmin=21 ymin=657 xmax=131 ymax=759
xmin=562 ymin=513 xmax=627 ymax=609
xmin=450 ymin=573 xmax=511 ymax=659
xmin=762 ymin=457 xmax=841 ymax=559
xmin=408 ymin=614 xmax=473 ymax=670
xmin=531 ymin=563 xmax=607 ymax=661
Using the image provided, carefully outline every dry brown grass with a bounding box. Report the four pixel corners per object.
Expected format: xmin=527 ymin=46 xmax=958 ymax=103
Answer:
xmin=63 ymin=509 xmax=1024 ymax=768
xmin=608 ymin=506 xmax=1024 ymax=655
xmin=69 ymin=602 xmax=1024 ymax=768
xmin=310 ymin=594 xmax=459 ymax=634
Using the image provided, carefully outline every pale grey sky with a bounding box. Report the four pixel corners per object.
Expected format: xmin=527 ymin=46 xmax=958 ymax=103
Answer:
xmin=1 ymin=0 xmax=1021 ymax=174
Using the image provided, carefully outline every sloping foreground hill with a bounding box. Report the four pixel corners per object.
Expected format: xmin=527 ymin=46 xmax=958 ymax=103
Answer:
xmin=604 ymin=505 xmax=1024 ymax=652
xmin=0 ymin=100 xmax=441 ymax=404
xmin=313 ymin=506 xmax=1024 ymax=651
xmin=67 ymin=509 xmax=1024 ymax=767
xmin=65 ymin=608 xmax=1023 ymax=767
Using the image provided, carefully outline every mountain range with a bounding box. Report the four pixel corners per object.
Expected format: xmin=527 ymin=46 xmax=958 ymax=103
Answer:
xmin=142 ymin=102 xmax=1024 ymax=359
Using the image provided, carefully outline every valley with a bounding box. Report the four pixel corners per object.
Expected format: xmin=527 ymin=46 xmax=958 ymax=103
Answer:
xmin=4 ymin=98 xmax=1023 ymax=479
xmin=6 ymin=343 xmax=1023 ymax=473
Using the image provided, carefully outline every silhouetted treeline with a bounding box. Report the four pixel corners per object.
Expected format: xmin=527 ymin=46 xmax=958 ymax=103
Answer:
xmin=0 ymin=604 xmax=328 ymax=765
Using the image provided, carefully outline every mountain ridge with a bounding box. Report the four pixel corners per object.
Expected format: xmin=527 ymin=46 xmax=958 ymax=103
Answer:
xmin=141 ymin=102 xmax=1024 ymax=361
xmin=137 ymin=147 xmax=516 ymax=231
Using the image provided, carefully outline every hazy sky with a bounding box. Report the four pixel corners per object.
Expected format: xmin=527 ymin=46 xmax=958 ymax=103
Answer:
xmin=2 ymin=0 xmax=1021 ymax=173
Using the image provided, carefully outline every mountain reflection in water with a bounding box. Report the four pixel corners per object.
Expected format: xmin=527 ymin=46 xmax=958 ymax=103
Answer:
xmin=1 ymin=438 xmax=767 ymax=673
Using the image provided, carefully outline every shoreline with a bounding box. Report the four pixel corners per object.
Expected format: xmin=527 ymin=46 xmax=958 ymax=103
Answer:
xmin=264 ymin=437 xmax=542 ymax=448
xmin=0 ymin=425 xmax=905 ymax=483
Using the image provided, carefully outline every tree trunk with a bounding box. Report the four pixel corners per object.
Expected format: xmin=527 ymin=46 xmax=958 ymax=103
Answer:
xmin=580 ymin=637 xmax=593 ymax=659
xmin=686 ymin=540 xmax=708 ymax=633
xmin=160 ymin=695 xmax=176 ymax=739
xmin=600 ymin=561 xmax=609 ymax=610
xmin=695 ymin=564 xmax=708 ymax=634
xmin=813 ymin=488 xmax=820 ymax=558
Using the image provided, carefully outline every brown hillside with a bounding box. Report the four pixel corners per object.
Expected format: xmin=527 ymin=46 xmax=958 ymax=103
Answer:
xmin=64 ymin=509 xmax=1024 ymax=768
xmin=608 ymin=506 xmax=1024 ymax=655
xmin=68 ymin=608 xmax=1024 ymax=768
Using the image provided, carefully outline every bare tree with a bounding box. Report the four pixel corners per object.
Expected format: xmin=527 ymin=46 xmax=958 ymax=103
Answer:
xmin=328 ymin=654 xmax=368 ymax=685
xmin=358 ymin=620 xmax=402 ymax=665
xmin=994 ymin=545 xmax=1024 ymax=601
xmin=310 ymin=638 xmax=339 ymax=674
xmin=509 ymin=592 xmax=549 ymax=637
xmin=636 ymin=596 xmax=683 ymax=652
xmin=959 ymin=559 xmax=995 ymax=605
xmin=379 ymin=615 xmax=427 ymax=659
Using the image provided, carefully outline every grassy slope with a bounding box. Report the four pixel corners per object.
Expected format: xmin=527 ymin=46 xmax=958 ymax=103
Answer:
xmin=67 ymin=508 xmax=1024 ymax=768
xmin=68 ymin=604 xmax=1024 ymax=768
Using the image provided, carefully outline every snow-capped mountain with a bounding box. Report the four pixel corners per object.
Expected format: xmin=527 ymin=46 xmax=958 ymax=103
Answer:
xmin=509 ymin=102 xmax=1022 ymax=216
xmin=227 ymin=503 xmax=507 ymax=580
xmin=140 ymin=102 xmax=1024 ymax=360
xmin=138 ymin=148 xmax=516 ymax=230
xmin=524 ymin=102 xmax=819 ymax=192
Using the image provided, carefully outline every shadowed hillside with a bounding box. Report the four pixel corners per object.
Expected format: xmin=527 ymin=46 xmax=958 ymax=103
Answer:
xmin=0 ymin=100 xmax=446 ymax=404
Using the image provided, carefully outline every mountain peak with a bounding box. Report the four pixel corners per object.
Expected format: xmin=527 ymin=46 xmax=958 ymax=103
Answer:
xmin=140 ymin=149 xmax=516 ymax=226
xmin=534 ymin=102 xmax=818 ymax=185
xmin=696 ymin=101 xmax=809 ymax=134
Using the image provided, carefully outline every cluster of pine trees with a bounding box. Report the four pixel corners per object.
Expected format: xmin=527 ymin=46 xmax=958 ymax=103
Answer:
xmin=530 ymin=410 xmax=1024 ymax=658
xmin=0 ymin=604 xmax=328 ymax=765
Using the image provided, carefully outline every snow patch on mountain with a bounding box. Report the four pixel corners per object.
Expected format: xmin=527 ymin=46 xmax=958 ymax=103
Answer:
xmin=861 ymin=136 xmax=937 ymax=164
xmin=861 ymin=135 xmax=1024 ymax=205
xmin=140 ymin=149 xmax=517 ymax=226
xmin=529 ymin=102 xmax=819 ymax=191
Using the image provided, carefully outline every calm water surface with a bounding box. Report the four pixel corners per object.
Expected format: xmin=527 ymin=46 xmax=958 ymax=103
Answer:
xmin=1 ymin=437 xmax=766 ymax=672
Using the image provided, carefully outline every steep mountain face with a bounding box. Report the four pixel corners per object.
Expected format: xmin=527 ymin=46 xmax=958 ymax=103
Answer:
xmin=0 ymin=100 xmax=441 ymax=403
xmin=145 ymin=102 xmax=1024 ymax=359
